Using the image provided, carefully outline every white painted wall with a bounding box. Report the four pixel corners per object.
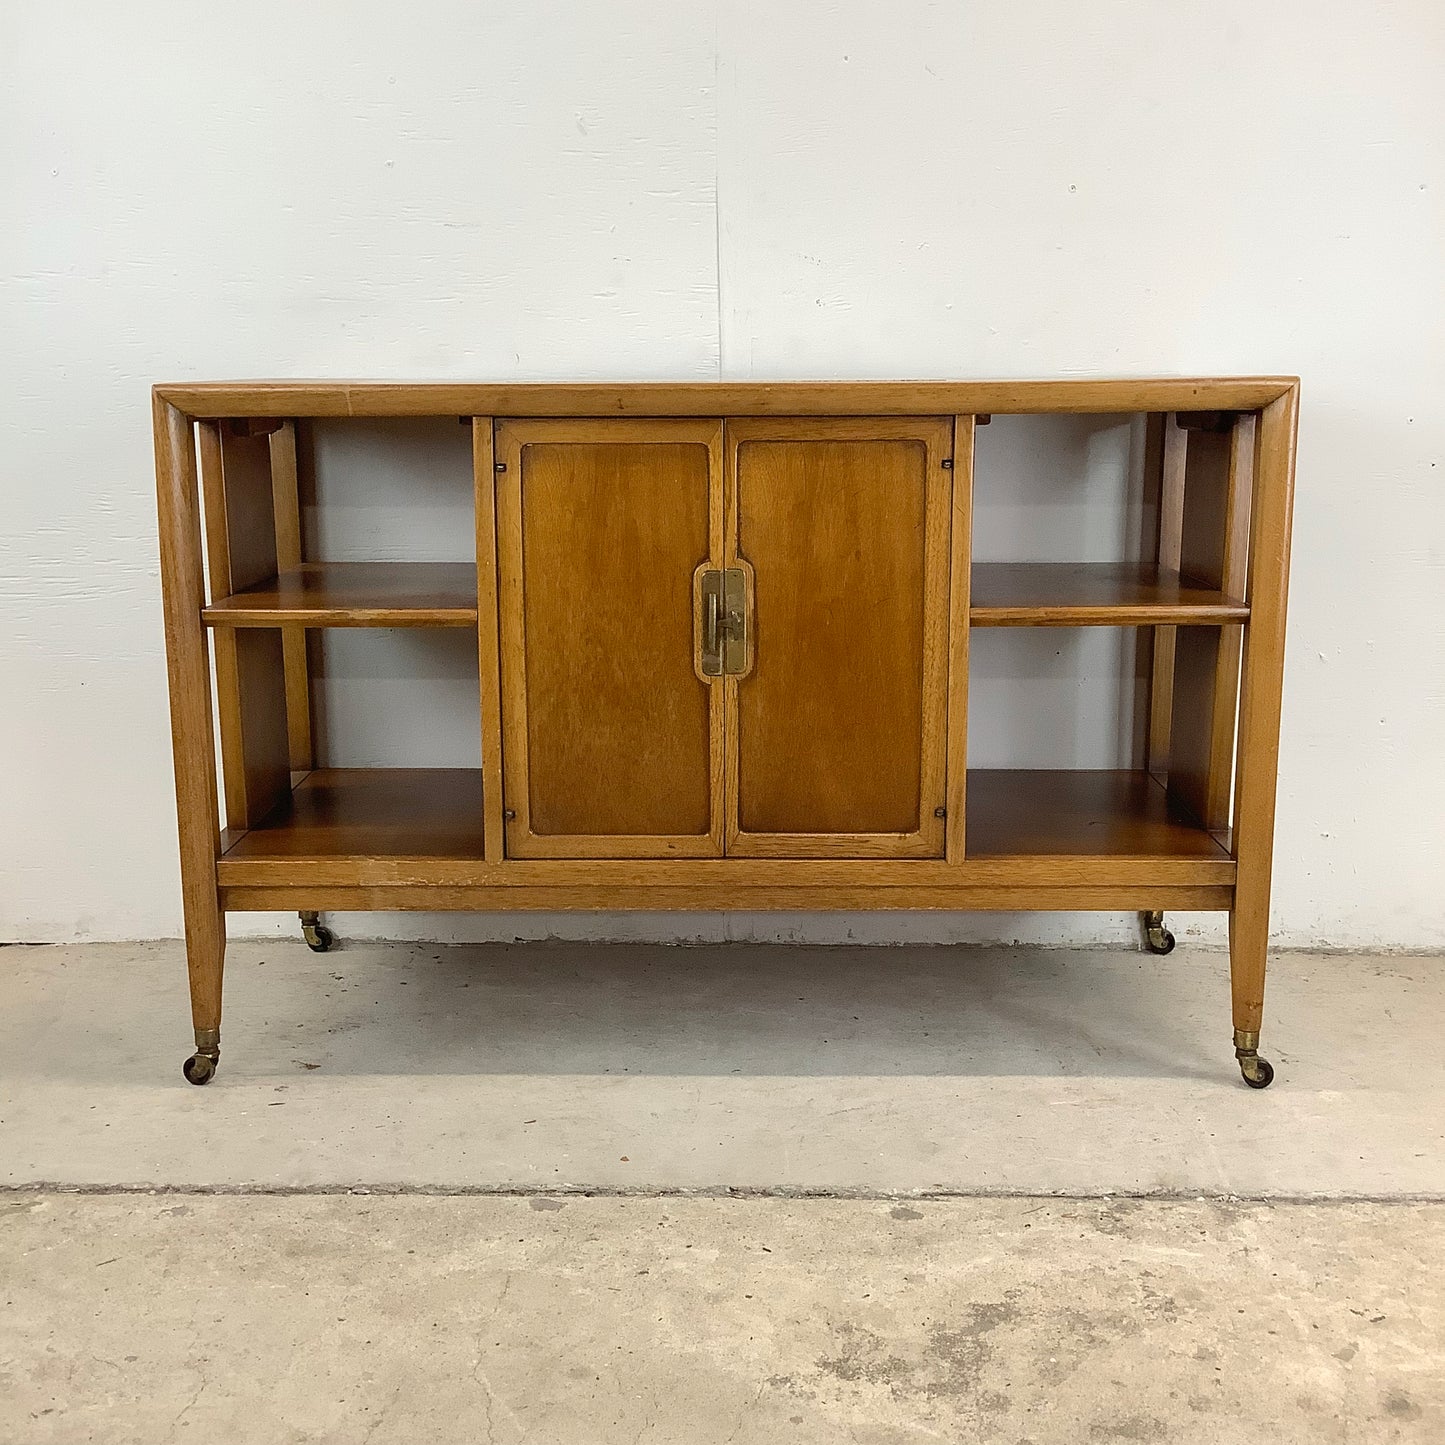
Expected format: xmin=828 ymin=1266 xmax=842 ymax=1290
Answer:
xmin=3 ymin=1 xmax=1442 ymax=949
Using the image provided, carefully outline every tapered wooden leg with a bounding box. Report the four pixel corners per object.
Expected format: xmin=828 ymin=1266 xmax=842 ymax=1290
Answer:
xmin=1228 ymin=907 xmax=1274 ymax=1089
xmin=183 ymin=916 xmax=225 ymax=1085
xmin=155 ymin=392 xmax=227 ymax=1086
xmin=1226 ymin=387 xmax=1298 ymax=1093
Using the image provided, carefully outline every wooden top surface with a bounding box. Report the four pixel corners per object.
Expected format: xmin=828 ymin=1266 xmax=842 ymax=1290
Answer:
xmin=155 ymin=377 xmax=1299 ymax=419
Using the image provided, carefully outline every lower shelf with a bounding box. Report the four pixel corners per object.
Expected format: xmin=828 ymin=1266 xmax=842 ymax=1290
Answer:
xmin=222 ymin=769 xmax=487 ymax=860
xmin=219 ymin=767 xmax=1227 ymax=869
xmin=965 ymin=770 xmax=1228 ymax=858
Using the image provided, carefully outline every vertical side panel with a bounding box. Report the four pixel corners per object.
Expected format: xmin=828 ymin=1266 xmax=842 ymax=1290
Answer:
xmin=1146 ymin=414 xmax=1188 ymax=779
xmin=945 ymin=415 xmax=975 ymax=863
xmin=213 ymin=428 xmax=279 ymax=592
xmin=1167 ymin=416 xmax=1255 ymax=831
xmin=1230 ymin=389 xmax=1299 ymax=1033
xmin=269 ymin=421 xmax=313 ymax=771
xmin=198 ymin=423 xmax=250 ymax=826
xmin=153 ymin=395 xmax=225 ymax=1032
xmin=198 ymin=421 xmax=289 ymax=832
xmin=231 ymin=630 xmax=290 ymax=824
xmin=474 ymin=419 xmax=506 ymax=863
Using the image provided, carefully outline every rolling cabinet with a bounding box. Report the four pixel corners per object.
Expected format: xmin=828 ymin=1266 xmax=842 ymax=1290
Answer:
xmin=153 ymin=379 xmax=1297 ymax=1088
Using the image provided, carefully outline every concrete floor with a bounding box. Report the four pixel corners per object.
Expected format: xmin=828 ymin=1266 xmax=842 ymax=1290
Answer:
xmin=4 ymin=1193 xmax=1442 ymax=1443
xmin=2 ymin=940 xmax=1442 ymax=1442
xmin=1 ymin=940 xmax=1442 ymax=1194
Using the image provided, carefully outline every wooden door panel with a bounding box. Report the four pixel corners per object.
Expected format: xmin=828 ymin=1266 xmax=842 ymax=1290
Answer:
xmin=495 ymin=419 xmax=724 ymax=857
xmin=725 ymin=417 xmax=954 ymax=857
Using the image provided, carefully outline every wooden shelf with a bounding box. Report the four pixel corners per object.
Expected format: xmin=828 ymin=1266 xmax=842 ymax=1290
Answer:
xmin=970 ymin=563 xmax=1247 ymax=627
xmin=219 ymin=769 xmax=1227 ymax=868
xmin=204 ymin=562 xmax=479 ymax=627
xmin=222 ymin=769 xmax=486 ymax=859
xmin=966 ymin=770 xmax=1230 ymax=859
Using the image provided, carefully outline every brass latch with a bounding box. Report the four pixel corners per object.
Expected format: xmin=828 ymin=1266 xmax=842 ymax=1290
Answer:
xmin=695 ymin=565 xmax=751 ymax=678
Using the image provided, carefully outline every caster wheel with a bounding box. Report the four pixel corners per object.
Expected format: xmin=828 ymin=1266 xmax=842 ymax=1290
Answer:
xmin=304 ymin=924 xmax=335 ymax=953
xmin=182 ymin=1052 xmax=217 ymax=1085
xmin=1239 ymin=1055 xmax=1275 ymax=1090
xmin=1143 ymin=912 xmax=1176 ymax=955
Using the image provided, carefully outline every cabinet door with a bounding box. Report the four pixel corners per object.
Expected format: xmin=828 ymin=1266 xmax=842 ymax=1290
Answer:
xmin=495 ymin=419 xmax=724 ymax=857
xmin=725 ymin=417 xmax=954 ymax=857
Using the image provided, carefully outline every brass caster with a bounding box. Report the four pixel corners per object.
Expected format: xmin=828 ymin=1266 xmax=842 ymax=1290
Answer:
xmin=182 ymin=1052 xmax=216 ymax=1085
xmin=300 ymin=911 xmax=335 ymax=953
xmin=183 ymin=1031 xmax=220 ymax=1086
xmin=1142 ymin=910 xmax=1175 ymax=955
xmin=1234 ymin=1030 xmax=1275 ymax=1090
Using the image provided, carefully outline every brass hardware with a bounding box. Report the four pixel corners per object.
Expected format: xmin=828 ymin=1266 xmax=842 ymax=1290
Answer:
xmin=183 ymin=1028 xmax=220 ymax=1085
xmin=503 ymin=808 xmax=517 ymax=821
xmin=703 ymin=579 xmax=720 ymax=669
xmin=934 ymin=806 xmax=947 ymax=819
xmin=696 ymin=566 xmax=750 ymax=678
xmin=1233 ymin=1028 xmax=1275 ymax=1089
xmin=1142 ymin=910 xmax=1175 ymax=954
xmin=941 ymin=459 xmax=953 ymax=470
xmin=494 ymin=461 xmax=507 ymax=473
xmin=299 ymin=911 xmax=334 ymax=952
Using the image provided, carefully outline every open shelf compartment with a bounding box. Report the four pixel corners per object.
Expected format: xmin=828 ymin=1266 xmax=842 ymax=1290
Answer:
xmin=970 ymin=563 xmax=1247 ymax=627
xmin=221 ymin=769 xmax=487 ymax=860
xmin=965 ymin=769 xmax=1229 ymax=859
xmin=204 ymin=561 xmax=479 ymax=628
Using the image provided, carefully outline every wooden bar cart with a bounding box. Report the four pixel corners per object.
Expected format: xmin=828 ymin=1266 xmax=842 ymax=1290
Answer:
xmin=154 ymin=378 xmax=1298 ymax=1088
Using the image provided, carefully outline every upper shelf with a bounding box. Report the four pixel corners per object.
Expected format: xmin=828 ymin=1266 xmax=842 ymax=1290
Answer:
xmin=204 ymin=562 xmax=479 ymax=628
xmin=970 ymin=563 xmax=1248 ymax=627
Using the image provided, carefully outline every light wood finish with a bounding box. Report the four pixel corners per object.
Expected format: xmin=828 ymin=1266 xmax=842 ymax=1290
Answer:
xmin=966 ymin=770 xmax=1230 ymax=860
xmin=157 ymin=378 xmax=1299 ymax=419
xmin=215 ymin=768 xmax=1231 ymax=886
xmin=204 ymin=562 xmax=479 ymax=626
xmin=153 ymin=396 xmax=225 ymax=1040
xmin=222 ymin=770 xmax=487 ymax=860
xmin=1230 ymin=387 xmax=1299 ymax=1034
xmin=495 ymin=419 xmax=725 ymax=857
xmin=945 ymin=416 xmax=975 ymax=862
xmin=1167 ymin=415 xmax=1256 ymax=833
xmin=724 ymin=416 xmax=952 ymax=857
xmin=268 ymin=422 xmax=313 ymax=771
xmin=199 ymin=422 xmax=278 ymax=593
xmin=219 ymin=851 xmax=1232 ymax=889
xmin=970 ymin=562 xmax=1247 ymax=626
xmin=224 ymin=883 xmax=1234 ymax=913
xmin=221 ymin=629 xmax=290 ymax=828
xmin=1146 ymin=415 xmax=1189 ymax=779
xmin=473 ymin=420 xmax=506 ymax=863
xmin=154 ymin=378 xmax=1298 ymax=1083
xmin=197 ymin=422 xmax=290 ymax=831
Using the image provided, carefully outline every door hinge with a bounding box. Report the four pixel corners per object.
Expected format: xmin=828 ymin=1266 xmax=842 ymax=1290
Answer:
xmin=696 ymin=566 xmax=750 ymax=677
